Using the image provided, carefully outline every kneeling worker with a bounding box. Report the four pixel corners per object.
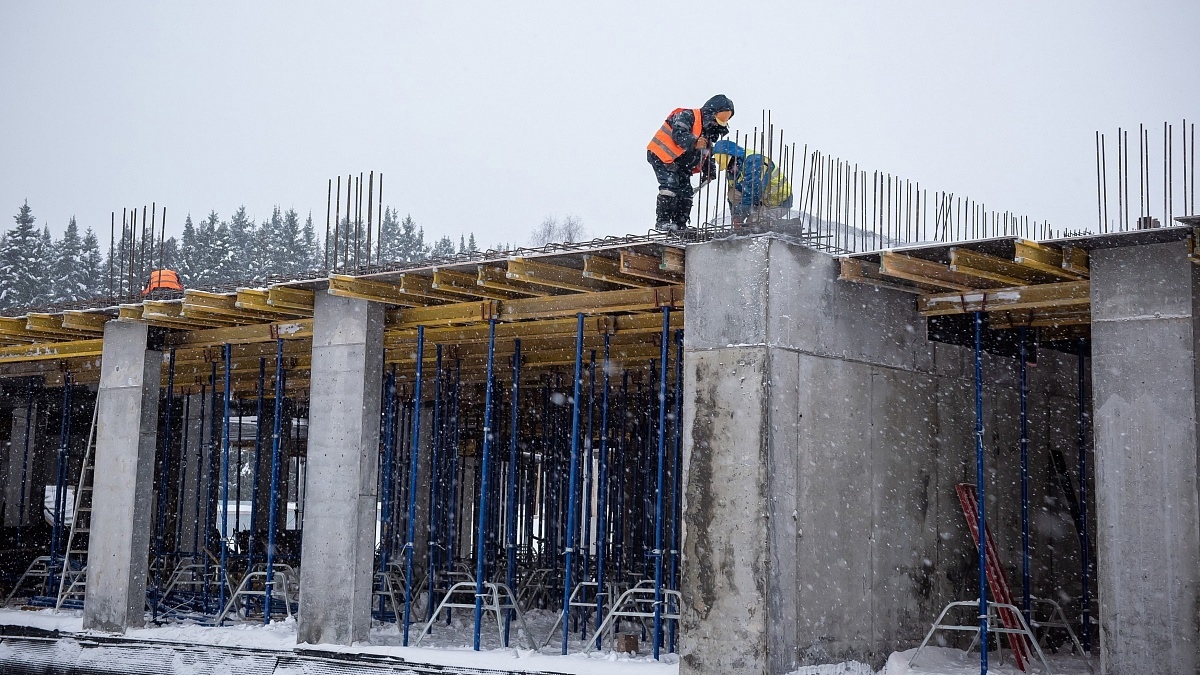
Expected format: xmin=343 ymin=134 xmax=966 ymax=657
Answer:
xmin=711 ymin=139 xmax=794 ymax=225
xmin=647 ymin=94 xmax=734 ymax=231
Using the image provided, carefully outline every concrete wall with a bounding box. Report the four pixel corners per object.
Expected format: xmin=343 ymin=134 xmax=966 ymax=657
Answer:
xmin=681 ymin=236 xmax=1085 ymax=673
xmin=1090 ymin=241 xmax=1199 ymax=674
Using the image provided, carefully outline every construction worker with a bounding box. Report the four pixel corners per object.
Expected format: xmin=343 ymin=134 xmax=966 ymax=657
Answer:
xmin=712 ymin=140 xmax=794 ymax=225
xmin=647 ymin=94 xmax=735 ymax=231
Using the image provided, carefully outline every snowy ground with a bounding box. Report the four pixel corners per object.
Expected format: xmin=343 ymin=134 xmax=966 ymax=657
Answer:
xmin=0 ymin=608 xmax=1093 ymax=675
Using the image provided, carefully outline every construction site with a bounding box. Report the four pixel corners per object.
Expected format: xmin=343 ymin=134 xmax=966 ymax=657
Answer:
xmin=0 ymin=120 xmax=1196 ymax=675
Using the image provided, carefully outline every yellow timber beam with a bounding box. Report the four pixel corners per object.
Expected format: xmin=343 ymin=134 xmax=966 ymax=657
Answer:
xmin=62 ymin=310 xmax=112 ymax=334
xmin=918 ymin=280 xmax=1090 ymax=316
xmin=1013 ymin=240 xmax=1088 ymax=280
xmin=505 ymin=258 xmax=620 ymax=293
xmin=166 ymin=320 xmax=314 ymax=348
xmin=384 ymin=310 xmax=683 ymax=345
xmin=496 ymin=285 xmax=682 ymax=322
xmin=236 ymin=289 xmax=313 ymax=319
xmin=837 ymin=259 xmax=943 ymax=294
xmin=948 ymin=247 xmax=1064 ymax=286
xmin=387 ymin=301 xmax=499 ymax=330
xmin=267 ymin=287 xmax=315 ymax=315
xmin=620 ymin=250 xmax=684 ymax=284
xmin=582 ymin=254 xmax=656 ymax=288
xmin=431 ymin=269 xmax=524 ymax=301
xmin=477 ymin=266 xmax=553 ymax=296
xmin=879 ymin=252 xmax=1004 ymax=292
xmin=327 ymin=275 xmax=438 ymax=306
xmin=0 ymin=339 xmax=105 ymax=364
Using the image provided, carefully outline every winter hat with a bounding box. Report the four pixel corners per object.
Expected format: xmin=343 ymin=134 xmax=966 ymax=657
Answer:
xmin=701 ymin=94 xmax=735 ymax=117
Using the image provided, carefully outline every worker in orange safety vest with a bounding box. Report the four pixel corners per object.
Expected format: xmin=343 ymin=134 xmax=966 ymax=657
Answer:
xmin=646 ymin=94 xmax=734 ymax=231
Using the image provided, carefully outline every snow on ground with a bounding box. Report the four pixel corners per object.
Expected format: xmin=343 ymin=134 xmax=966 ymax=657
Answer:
xmin=1 ymin=609 xmax=1095 ymax=675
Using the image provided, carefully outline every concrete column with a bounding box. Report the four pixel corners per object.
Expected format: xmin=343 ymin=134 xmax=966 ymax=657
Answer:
xmin=1090 ymin=241 xmax=1199 ymax=674
xmin=177 ymin=393 xmax=206 ymax=556
xmin=5 ymin=395 xmax=37 ymax=527
xmin=297 ymin=293 xmax=384 ymax=646
xmin=82 ymin=320 xmax=163 ymax=632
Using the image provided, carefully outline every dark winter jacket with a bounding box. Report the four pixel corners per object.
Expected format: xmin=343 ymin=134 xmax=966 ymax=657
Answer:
xmin=648 ymin=95 xmax=734 ymax=178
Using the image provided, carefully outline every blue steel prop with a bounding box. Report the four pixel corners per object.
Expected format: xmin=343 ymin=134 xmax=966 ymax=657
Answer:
xmin=594 ymin=333 xmax=612 ymax=648
xmin=378 ymin=367 xmax=397 ymax=619
xmin=151 ymin=350 xmax=176 ymax=616
xmin=447 ymin=360 xmax=462 ymax=583
xmin=560 ymin=313 xmax=586 ymax=655
xmin=503 ymin=340 xmax=521 ymax=645
xmin=401 ymin=326 xmax=425 ymax=645
xmin=973 ymin=312 xmax=988 ymax=674
xmin=582 ymin=350 xmax=597 ymax=607
xmin=652 ymin=307 xmax=671 ymax=659
xmin=218 ymin=344 xmax=232 ymax=622
xmin=265 ymin=339 xmax=285 ymax=623
xmin=1019 ymin=328 xmax=1031 ymax=626
xmin=1077 ymin=339 xmax=1091 ymax=652
xmin=472 ymin=319 xmax=499 ymax=650
xmin=204 ymin=364 xmax=218 ymax=611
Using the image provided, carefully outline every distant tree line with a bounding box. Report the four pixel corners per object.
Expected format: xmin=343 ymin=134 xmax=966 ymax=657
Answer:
xmin=0 ymin=201 xmax=519 ymax=313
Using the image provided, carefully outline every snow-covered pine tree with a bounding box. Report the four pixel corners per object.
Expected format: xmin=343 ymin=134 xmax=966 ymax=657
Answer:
xmin=303 ymin=212 xmax=319 ymax=273
xmin=430 ymin=235 xmax=456 ymax=258
xmin=278 ymin=208 xmax=304 ymax=278
xmin=208 ymin=215 xmax=237 ymax=286
xmin=177 ymin=214 xmax=199 ymax=285
xmin=228 ymin=206 xmax=256 ymax=276
xmin=0 ymin=202 xmax=42 ymax=310
xmin=34 ymin=226 xmax=54 ymax=307
xmin=52 ymin=216 xmax=89 ymax=303
xmin=398 ymin=213 xmax=428 ymax=263
xmin=376 ymin=207 xmax=399 ymax=263
xmin=466 ymin=233 xmax=478 ymax=254
xmin=80 ymin=227 xmax=104 ymax=300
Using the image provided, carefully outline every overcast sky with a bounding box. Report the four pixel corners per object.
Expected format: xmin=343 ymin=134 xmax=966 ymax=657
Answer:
xmin=2 ymin=1 xmax=1197 ymax=251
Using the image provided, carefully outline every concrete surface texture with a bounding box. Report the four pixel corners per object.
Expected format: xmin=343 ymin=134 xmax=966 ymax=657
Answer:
xmin=296 ymin=292 xmax=385 ymax=646
xmin=680 ymin=235 xmax=1086 ymax=674
xmin=1089 ymin=241 xmax=1200 ymax=675
xmin=82 ymin=320 xmax=163 ymax=632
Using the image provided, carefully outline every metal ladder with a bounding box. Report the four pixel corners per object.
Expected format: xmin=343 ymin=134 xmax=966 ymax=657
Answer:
xmin=55 ymin=406 xmax=97 ymax=611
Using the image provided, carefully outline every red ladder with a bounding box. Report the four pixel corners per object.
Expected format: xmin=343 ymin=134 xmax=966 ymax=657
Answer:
xmin=956 ymin=483 xmax=1034 ymax=672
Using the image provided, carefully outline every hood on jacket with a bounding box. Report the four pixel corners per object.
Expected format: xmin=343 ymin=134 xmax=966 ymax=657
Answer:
xmin=701 ymin=94 xmax=735 ymax=118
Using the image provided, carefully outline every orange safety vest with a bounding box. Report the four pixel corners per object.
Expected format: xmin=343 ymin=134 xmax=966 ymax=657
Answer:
xmin=648 ymin=108 xmax=704 ymax=165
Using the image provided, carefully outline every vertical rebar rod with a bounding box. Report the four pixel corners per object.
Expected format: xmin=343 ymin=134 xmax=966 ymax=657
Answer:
xmin=1019 ymin=327 xmax=1030 ymax=625
xmin=265 ymin=339 xmax=285 ymax=622
xmin=334 ymin=176 xmax=342 ymax=273
xmin=503 ymin=339 xmax=521 ymax=645
xmin=366 ymin=171 xmax=374 ymax=268
xmin=652 ymin=306 xmax=671 ymax=659
xmin=472 ymin=320 xmax=499 ymax=651
xmin=325 ymin=179 xmax=332 ymax=272
xmin=560 ymin=313 xmax=586 ymax=654
xmin=402 ymin=326 xmax=425 ymax=645
xmin=377 ymin=174 xmax=384 ymax=266
xmin=1078 ymin=339 xmax=1091 ymax=652
xmin=974 ymin=311 xmax=989 ymax=674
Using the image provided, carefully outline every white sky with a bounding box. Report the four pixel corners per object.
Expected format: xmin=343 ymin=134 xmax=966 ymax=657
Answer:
xmin=2 ymin=1 xmax=1197 ymax=250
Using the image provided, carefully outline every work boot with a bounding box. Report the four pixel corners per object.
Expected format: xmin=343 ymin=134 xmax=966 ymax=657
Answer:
xmin=654 ymin=193 xmax=677 ymax=231
xmin=672 ymin=197 xmax=694 ymax=230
